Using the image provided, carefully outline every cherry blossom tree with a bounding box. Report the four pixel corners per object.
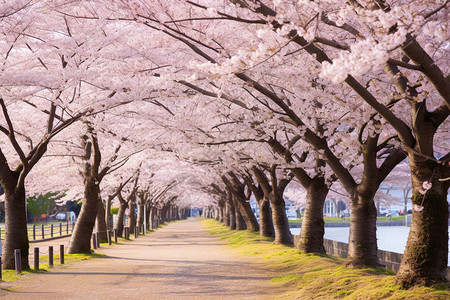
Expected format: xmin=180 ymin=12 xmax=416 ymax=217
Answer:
xmin=0 ymin=0 xmax=446 ymax=287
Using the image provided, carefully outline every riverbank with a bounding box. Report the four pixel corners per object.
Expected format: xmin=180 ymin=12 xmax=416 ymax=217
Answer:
xmin=203 ymin=219 xmax=449 ymax=299
xmin=288 ymin=217 xmax=411 ymax=228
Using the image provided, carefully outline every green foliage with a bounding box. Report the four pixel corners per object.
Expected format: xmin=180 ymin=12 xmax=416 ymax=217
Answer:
xmin=27 ymin=192 xmax=60 ymax=219
xmin=110 ymin=206 xmax=119 ymax=215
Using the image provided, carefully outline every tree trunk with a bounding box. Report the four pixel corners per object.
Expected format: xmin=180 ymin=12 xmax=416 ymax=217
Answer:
xmin=160 ymin=206 xmax=167 ymax=224
xmin=96 ymin=198 xmax=108 ymax=243
xmin=68 ymin=179 xmax=99 ymax=253
xmin=227 ymin=195 xmax=236 ymax=230
xmin=396 ymin=157 xmax=449 ymax=287
xmin=346 ymin=191 xmax=379 ymax=267
xmin=145 ymin=204 xmax=151 ymax=230
xmin=224 ymin=201 xmax=230 ymax=226
xmin=149 ymin=206 xmax=156 ymax=229
xmin=297 ymin=179 xmax=328 ymax=253
xmin=218 ymin=205 xmax=224 ymax=223
xmin=234 ymin=198 xmax=246 ymax=230
xmin=270 ymin=194 xmax=293 ymax=245
xmin=115 ymin=202 xmax=127 ymax=237
xmin=259 ymin=198 xmax=275 ymax=238
xmin=128 ymin=200 xmax=136 ymax=230
xmin=137 ymin=203 xmax=144 ymax=230
xmin=3 ymin=185 xmax=29 ymax=269
xmin=105 ymin=196 xmax=112 ymax=231
xmin=234 ymin=196 xmax=259 ymax=232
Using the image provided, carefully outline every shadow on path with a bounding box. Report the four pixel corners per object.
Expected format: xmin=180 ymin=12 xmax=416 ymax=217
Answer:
xmin=1 ymin=218 xmax=282 ymax=299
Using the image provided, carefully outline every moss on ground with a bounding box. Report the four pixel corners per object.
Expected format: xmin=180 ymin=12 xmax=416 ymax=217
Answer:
xmin=201 ymin=219 xmax=449 ymax=299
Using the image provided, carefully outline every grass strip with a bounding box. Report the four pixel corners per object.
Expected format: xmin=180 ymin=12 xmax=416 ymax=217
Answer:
xmin=201 ymin=219 xmax=449 ymax=299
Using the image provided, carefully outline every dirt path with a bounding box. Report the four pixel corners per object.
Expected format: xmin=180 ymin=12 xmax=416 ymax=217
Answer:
xmin=1 ymin=219 xmax=282 ymax=299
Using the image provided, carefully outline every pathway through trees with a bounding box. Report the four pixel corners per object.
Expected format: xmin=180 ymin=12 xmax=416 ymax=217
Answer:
xmin=1 ymin=219 xmax=282 ymax=299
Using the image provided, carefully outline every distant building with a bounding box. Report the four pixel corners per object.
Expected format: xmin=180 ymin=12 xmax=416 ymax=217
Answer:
xmin=323 ymin=199 xmax=336 ymax=217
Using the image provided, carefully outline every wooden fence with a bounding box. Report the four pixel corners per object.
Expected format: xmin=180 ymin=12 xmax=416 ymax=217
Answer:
xmin=0 ymin=221 xmax=75 ymax=242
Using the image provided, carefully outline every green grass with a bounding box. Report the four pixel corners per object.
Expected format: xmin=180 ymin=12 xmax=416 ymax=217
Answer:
xmin=201 ymin=219 xmax=449 ymax=299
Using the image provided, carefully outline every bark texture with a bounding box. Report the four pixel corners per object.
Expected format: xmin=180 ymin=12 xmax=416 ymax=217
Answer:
xmin=252 ymin=166 xmax=292 ymax=245
xmin=96 ymin=198 xmax=108 ymax=243
xmin=222 ymin=173 xmax=259 ymax=232
xmin=234 ymin=200 xmax=247 ymax=230
xmin=396 ymin=155 xmax=449 ymax=286
xmin=270 ymin=194 xmax=293 ymax=245
xmin=3 ymin=185 xmax=29 ymax=269
xmin=226 ymin=193 xmax=236 ymax=230
xmin=68 ymin=132 xmax=104 ymax=254
xmin=128 ymin=200 xmax=136 ymax=230
xmin=244 ymin=174 xmax=274 ymax=238
xmin=258 ymin=198 xmax=275 ymax=238
xmin=68 ymin=177 xmax=100 ymax=253
xmin=297 ymin=178 xmax=328 ymax=253
xmin=347 ymin=192 xmax=379 ymax=267
xmin=115 ymin=201 xmax=128 ymax=237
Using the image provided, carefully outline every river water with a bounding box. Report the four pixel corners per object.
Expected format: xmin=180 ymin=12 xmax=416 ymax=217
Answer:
xmin=290 ymin=226 xmax=450 ymax=265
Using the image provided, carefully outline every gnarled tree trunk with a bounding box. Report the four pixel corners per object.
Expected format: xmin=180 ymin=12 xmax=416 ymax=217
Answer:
xmin=223 ymin=200 xmax=230 ymax=226
xmin=115 ymin=201 xmax=128 ymax=237
xmin=234 ymin=197 xmax=246 ymax=230
xmin=127 ymin=200 xmax=136 ymax=230
xmin=3 ymin=185 xmax=29 ymax=269
xmin=223 ymin=173 xmax=259 ymax=232
xmin=68 ymin=179 xmax=100 ymax=253
xmin=96 ymin=198 xmax=108 ymax=243
xmin=346 ymin=191 xmax=379 ymax=267
xmin=137 ymin=202 xmax=144 ymax=231
xmin=396 ymin=155 xmax=449 ymax=286
xmin=297 ymin=178 xmax=328 ymax=253
xmin=270 ymin=194 xmax=293 ymax=245
xmin=243 ymin=174 xmax=274 ymax=238
xmin=234 ymin=196 xmax=259 ymax=232
xmin=259 ymin=198 xmax=275 ymax=238
xmin=105 ymin=196 xmax=112 ymax=231
xmin=227 ymin=193 xmax=236 ymax=230
xmin=252 ymin=166 xmax=292 ymax=245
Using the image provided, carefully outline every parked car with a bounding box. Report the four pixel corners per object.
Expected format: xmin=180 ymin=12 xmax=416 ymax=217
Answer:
xmin=55 ymin=212 xmax=66 ymax=220
xmin=379 ymin=207 xmax=391 ymax=217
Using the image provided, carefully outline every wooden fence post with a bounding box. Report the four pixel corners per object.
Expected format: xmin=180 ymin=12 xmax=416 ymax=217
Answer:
xmin=59 ymin=245 xmax=64 ymax=264
xmin=33 ymin=225 xmax=36 ymax=240
xmin=14 ymin=249 xmax=21 ymax=274
xmin=60 ymin=223 xmax=62 ymax=236
xmin=114 ymin=229 xmax=118 ymax=243
xmin=51 ymin=224 xmax=54 ymax=238
xmin=49 ymin=246 xmax=53 ymax=267
xmin=34 ymin=247 xmax=39 ymax=270
xmin=41 ymin=224 xmax=44 ymax=239
xmin=92 ymin=234 xmax=97 ymax=249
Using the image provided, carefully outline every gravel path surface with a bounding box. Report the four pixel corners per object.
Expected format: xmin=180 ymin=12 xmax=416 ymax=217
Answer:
xmin=1 ymin=218 xmax=281 ymax=299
